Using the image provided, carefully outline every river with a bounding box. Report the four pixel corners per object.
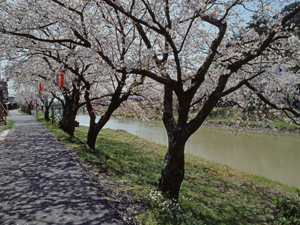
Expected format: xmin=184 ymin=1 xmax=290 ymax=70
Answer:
xmin=76 ymin=114 xmax=300 ymax=188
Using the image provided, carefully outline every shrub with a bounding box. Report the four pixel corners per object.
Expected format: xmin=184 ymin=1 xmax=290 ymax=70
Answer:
xmin=273 ymin=197 xmax=300 ymax=224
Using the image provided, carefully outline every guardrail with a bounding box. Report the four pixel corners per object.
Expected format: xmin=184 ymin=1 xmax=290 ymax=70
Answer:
xmin=0 ymin=102 xmax=7 ymax=125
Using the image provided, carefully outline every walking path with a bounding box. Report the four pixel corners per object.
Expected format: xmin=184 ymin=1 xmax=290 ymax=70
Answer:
xmin=0 ymin=110 xmax=123 ymax=224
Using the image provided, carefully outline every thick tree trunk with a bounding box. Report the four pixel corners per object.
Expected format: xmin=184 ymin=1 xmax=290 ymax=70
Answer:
xmin=44 ymin=105 xmax=50 ymax=121
xmin=86 ymin=114 xmax=102 ymax=149
xmin=27 ymin=108 xmax=32 ymax=115
xmin=86 ymin=112 xmax=113 ymax=149
xmin=158 ymin=139 xmax=185 ymax=200
xmin=87 ymin=126 xmax=99 ymax=149
xmin=27 ymin=105 xmax=32 ymax=115
xmin=59 ymin=103 xmax=77 ymax=136
xmin=158 ymin=84 xmax=220 ymax=200
xmin=158 ymin=85 xmax=188 ymax=200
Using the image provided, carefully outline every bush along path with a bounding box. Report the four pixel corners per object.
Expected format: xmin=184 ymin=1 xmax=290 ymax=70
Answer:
xmin=0 ymin=110 xmax=124 ymax=224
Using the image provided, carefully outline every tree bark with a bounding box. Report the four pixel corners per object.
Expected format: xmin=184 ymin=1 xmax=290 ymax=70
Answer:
xmin=43 ymin=98 xmax=54 ymax=121
xmin=27 ymin=106 xmax=32 ymax=115
xmin=86 ymin=113 xmax=102 ymax=149
xmin=87 ymin=125 xmax=99 ymax=149
xmin=158 ymin=86 xmax=221 ymax=200
xmin=158 ymin=138 xmax=185 ymax=200
xmin=59 ymin=102 xmax=78 ymax=136
xmin=44 ymin=105 xmax=50 ymax=121
xmin=158 ymin=86 xmax=186 ymax=200
xmin=86 ymin=108 xmax=119 ymax=149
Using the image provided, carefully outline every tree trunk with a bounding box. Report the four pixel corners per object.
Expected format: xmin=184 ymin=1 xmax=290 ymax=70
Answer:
xmin=27 ymin=106 xmax=32 ymax=115
xmin=86 ymin=112 xmax=113 ymax=149
xmin=158 ymin=85 xmax=188 ymax=200
xmin=84 ymin=73 xmax=129 ymax=149
xmin=44 ymin=105 xmax=50 ymax=121
xmin=59 ymin=103 xmax=77 ymax=136
xmin=158 ymin=133 xmax=185 ymax=200
xmin=86 ymin=114 xmax=102 ymax=149
xmin=87 ymin=126 xmax=99 ymax=149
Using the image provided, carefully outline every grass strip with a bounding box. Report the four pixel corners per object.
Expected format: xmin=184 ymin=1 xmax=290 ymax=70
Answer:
xmin=38 ymin=118 xmax=300 ymax=224
xmin=2 ymin=120 xmax=14 ymax=131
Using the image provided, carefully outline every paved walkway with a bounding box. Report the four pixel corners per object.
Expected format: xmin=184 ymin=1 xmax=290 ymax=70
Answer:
xmin=0 ymin=110 xmax=123 ymax=225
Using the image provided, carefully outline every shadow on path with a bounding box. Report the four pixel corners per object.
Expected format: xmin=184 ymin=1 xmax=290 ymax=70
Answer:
xmin=0 ymin=110 xmax=123 ymax=225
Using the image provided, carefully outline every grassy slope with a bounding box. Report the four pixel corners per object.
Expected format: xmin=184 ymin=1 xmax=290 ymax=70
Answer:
xmin=38 ymin=118 xmax=300 ymax=224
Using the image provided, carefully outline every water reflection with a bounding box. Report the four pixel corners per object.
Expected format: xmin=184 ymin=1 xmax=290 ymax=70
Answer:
xmin=76 ymin=115 xmax=300 ymax=188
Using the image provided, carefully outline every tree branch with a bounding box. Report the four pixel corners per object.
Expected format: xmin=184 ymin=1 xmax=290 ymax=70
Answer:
xmin=245 ymin=81 xmax=300 ymax=118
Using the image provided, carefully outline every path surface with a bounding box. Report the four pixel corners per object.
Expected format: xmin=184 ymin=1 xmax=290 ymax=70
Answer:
xmin=0 ymin=110 xmax=123 ymax=225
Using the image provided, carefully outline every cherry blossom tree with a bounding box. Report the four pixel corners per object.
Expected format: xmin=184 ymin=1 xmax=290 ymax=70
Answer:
xmin=1 ymin=41 xmax=86 ymax=132
xmin=2 ymin=47 xmax=53 ymax=117
xmin=43 ymin=46 xmax=145 ymax=149
xmin=41 ymin=53 xmax=87 ymax=135
xmin=0 ymin=0 xmax=147 ymax=148
xmin=97 ymin=0 xmax=300 ymax=199
xmin=0 ymin=0 xmax=94 ymax=134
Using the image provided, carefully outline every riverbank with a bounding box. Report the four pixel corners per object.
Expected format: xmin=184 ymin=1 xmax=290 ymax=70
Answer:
xmin=110 ymin=106 xmax=300 ymax=135
xmin=110 ymin=114 xmax=300 ymax=136
xmin=201 ymin=121 xmax=300 ymax=136
xmin=38 ymin=118 xmax=300 ymax=224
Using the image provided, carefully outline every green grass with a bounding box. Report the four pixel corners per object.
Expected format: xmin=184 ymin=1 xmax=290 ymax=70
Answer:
xmin=38 ymin=118 xmax=300 ymax=224
xmin=0 ymin=120 xmax=15 ymax=131
xmin=18 ymin=109 xmax=29 ymax=115
xmin=2 ymin=120 xmax=15 ymax=131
